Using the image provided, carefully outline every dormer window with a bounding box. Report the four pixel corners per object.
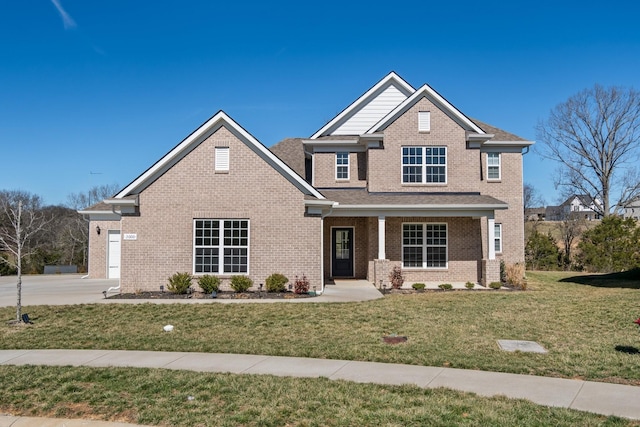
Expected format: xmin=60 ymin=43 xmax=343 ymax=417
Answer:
xmin=336 ymin=152 xmax=349 ymax=180
xmin=418 ymin=111 xmax=431 ymax=132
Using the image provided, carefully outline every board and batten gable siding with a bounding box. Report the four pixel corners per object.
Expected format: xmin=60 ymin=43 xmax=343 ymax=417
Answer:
xmin=118 ymin=124 xmax=321 ymax=293
xmin=368 ymin=97 xmax=479 ymax=193
xmin=331 ymin=84 xmax=409 ymax=135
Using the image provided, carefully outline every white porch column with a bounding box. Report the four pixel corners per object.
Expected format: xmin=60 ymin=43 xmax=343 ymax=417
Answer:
xmin=487 ymin=216 xmax=495 ymax=260
xmin=378 ymin=215 xmax=386 ymax=260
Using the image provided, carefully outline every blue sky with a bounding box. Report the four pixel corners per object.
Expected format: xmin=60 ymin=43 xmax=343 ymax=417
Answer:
xmin=2 ymin=1 xmax=640 ymax=206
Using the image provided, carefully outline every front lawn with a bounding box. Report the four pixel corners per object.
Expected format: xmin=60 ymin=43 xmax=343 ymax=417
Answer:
xmin=2 ymin=271 xmax=639 ymax=385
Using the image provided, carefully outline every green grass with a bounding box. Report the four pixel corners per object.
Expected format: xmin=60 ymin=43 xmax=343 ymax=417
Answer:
xmin=0 ymin=365 xmax=636 ymax=426
xmin=2 ymin=271 xmax=639 ymax=385
xmin=1 ymin=271 xmax=640 ymax=425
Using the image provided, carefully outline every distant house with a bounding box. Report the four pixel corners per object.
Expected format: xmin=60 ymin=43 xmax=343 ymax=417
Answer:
xmin=546 ymin=194 xmax=602 ymax=221
xmin=623 ymin=199 xmax=640 ymax=220
xmin=79 ymin=72 xmax=533 ymax=292
xmin=525 ymin=207 xmax=546 ymax=221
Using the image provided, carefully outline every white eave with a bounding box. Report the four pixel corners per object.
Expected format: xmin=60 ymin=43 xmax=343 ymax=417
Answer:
xmin=114 ymin=111 xmax=325 ymax=201
xmin=367 ymin=84 xmax=485 ymax=135
xmin=310 ymin=72 xmax=415 ymax=139
xmin=328 ymin=202 xmax=508 ymax=217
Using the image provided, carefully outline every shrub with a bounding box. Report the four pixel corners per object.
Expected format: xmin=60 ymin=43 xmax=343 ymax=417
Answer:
xmin=438 ymin=283 xmax=453 ymax=290
xmin=388 ymin=266 xmax=404 ymax=289
xmin=505 ymin=263 xmax=527 ymax=290
xmin=293 ymin=274 xmax=310 ymax=294
xmin=412 ymin=283 xmax=426 ymax=290
xmin=465 ymin=281 xmax=475 ymax=289
xmin=266 ymin=273 xmax=288 ymax=292
xmin=230 ymin=275 xmax=253 ymax=293
xmin=578 ymin=216 xmax=640 ymax=272
xmin=198 ymin=275 xmax=220 ymax=293
xmin=489 ymin=281 xmax=502 ymax=289
xmin=525 ymin=230 xmax=561 ymax=270
xmin=167 ymin=272 xmax=192 ymax=294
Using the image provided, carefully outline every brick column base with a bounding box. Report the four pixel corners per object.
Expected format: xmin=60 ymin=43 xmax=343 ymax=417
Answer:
xmin=482 ymin=259 xmax=501 ymax=286
xmin=373 ymin=259 xmax=390 ymax=289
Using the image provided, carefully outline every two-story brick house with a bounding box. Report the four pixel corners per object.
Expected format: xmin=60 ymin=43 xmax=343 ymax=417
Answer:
xmin=81 ymin=72 xmax=532 ymax=293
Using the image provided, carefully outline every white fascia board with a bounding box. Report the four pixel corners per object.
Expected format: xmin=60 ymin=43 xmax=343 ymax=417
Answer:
xmin=116 ymin=111 xmax=325 ymax=200
xmin=104 ymin=198 xmax=138 ymax=206
xmin=367 ymin=84 xmax=485 ymax=135
xmin=482 ymin=140 xmax=535 ymax=148
xmin=310 ymin=72 xmax=415 ymax=139
xmin=328 ymin=204 xmax=508 ymax=218
xmin=77 ymin=210 xmax=121 ymax=221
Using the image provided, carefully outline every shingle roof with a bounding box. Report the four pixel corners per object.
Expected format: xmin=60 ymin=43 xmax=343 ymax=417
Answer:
xmin=269 ymin=138 xmax=306 ymax=178
xmin=317 ymin=188 xmax=507 ymax=208
xmin=471 ymin=119 xmax=528 ymax=142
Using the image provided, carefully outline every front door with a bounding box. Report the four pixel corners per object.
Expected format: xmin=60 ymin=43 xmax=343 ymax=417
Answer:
xmin=332 ymin=228 xmax=354 ymax=277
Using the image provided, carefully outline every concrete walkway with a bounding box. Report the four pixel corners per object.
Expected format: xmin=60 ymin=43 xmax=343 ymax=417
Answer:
xmin=1 ymin=349 xmax=640 ymax=426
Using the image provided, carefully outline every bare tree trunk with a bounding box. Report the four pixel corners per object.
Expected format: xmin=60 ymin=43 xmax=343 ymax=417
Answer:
xmin=16 ymin=200 xmax=22 ymax=323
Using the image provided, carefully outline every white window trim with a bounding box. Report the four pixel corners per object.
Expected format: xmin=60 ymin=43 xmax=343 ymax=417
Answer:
xmin=401 ymin=222 xmax=448 ymax=269
xmin=335 ymin=152 xmax=349 ymax=180
xmin=494 ymin=223 xmax=502 ymax=254
xmin=487 ymin=152 xmax=501 ymax=181
xmin=193 ymin=219 xmax=250 ymax=275
xmin=418 ymin=111 xmax=431 ymax=132
xmin=401 ymin=146 xmax=447 ymax=185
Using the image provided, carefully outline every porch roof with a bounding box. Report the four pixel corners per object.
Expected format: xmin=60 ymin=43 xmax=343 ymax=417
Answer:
xmin=315 ymin=188 xmax=508 ymax=217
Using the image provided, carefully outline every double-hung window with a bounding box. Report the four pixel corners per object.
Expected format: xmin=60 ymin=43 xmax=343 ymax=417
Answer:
xmin=487 ymin=153 xmax=501 ymax=180
xmin=494 ymin=223 xmax=502 ymax=253
xmin=194 ymin=219 xmax=249 ymax=274
xmin=402 ymin=223 xmax=447 ymax=268
xmin=336 ymin=152 xmax=349 ymax=180
xmin=402 ymin=146 xmax=447 ymax=184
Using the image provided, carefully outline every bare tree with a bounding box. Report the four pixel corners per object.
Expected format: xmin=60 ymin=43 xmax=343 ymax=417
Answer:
xmin=556 ymin=212 xmax=586 ymax=269
xmin=536 ymin=84 xmax=640 ymax=216
xmin=523 ymin=183 xmax=545 ymax=211
xmin=66 ymin=184 xmax=120 ymax=271
xmin=0 ymin=190 xmax=53 ymax=323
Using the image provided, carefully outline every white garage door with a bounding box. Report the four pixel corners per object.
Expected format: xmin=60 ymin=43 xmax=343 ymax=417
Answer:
xmin=108 ymin=230 xmax=121 ymax=279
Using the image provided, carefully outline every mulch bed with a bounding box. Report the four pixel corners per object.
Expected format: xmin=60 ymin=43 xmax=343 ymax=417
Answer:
xmin=107 ymin=291 xmax=315 ymax=300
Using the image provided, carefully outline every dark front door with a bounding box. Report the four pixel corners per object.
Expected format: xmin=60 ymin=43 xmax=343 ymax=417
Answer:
xmin=332 ymin=228 xmax=354 ymax=277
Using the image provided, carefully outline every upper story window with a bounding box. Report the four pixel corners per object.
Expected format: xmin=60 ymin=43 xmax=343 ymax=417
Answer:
xmin=215 ymin=147 xmax=230 ymax=172
xmin=418 ymin=111 xmax=431 ymax=132
xmin=194 ymin=219 xmax=249 ymax=274
xmin=336 ymin=152 xmax=349 ymax=180
xmin=487 ymin=153 xmax=500 ymax=180
xmin=402 ymin=146 xmax=447 ymax=184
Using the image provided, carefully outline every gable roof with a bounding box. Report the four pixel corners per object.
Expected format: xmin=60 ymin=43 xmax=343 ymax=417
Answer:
xmin=310 ymin=72 xmax=415 ymax=138
xmin=115 ymin=111 xmax=324 ymax=200
xmin=367 ymin=83 xmax=485 ymax=134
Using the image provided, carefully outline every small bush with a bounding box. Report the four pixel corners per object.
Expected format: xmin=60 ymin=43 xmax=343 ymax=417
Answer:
xmin=412 ymin=283 xmax=426 ymax=290
xmin=438 ymin=283 xmax=453 ymax=290
xmin=293 ymin=274 xmax=310 ymax=294
xmin=505 ymin=263 xmax=527 ymax=290
xmin=266 ymin=273 xmax=288 ymax=292
xmin=489 ymin=281 xmax=502 ymax=289
xmin=230 ymin=275 xmax=253 ymax=293
xmin=198 ymin=275 xmax=220 ymax=293
xmin=167 ymin=272 xmax=192 ymax=294
xmin=389 ymin=266 xmax=404 ymax=289
xmin=465 ymin=281 xmax=475 ymax=289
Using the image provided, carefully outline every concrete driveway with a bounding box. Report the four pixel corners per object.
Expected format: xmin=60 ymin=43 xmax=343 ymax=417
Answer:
xmin=0 ymin=274 xmax=117 ymax=307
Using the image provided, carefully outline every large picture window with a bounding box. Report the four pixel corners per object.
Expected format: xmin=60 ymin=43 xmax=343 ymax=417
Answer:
xmin=194 ymin=219 xmax=249 ymax=274
xmin=402 ymin=223 xmax=447 ymax=268
xmin=402 ymin=146 xmax=447 ymax=184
